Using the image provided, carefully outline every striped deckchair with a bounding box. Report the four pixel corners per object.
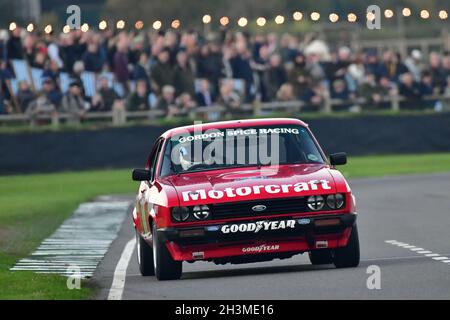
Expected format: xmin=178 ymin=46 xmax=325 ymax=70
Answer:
xmin=80 ymin=72 xmax=96 ymax=97
xmin=11 ymin=59 xmax=32 ymax=83
xmin=31 ymin=67 xmax=44 ymax=91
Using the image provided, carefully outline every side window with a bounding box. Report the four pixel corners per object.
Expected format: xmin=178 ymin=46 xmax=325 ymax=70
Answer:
xmin=148 ymin=139 xmax=164 ymax=181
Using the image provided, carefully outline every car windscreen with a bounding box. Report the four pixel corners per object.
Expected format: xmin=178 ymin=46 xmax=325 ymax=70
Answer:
xmin=160 ymin=125 xmax=325 ymax=175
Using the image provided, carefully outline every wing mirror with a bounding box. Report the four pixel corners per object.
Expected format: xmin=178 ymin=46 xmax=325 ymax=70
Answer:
xmin=329 ymin=152 xmax=347 ymax=166
xmin=132 ymin=168 xmax=152 ymax=181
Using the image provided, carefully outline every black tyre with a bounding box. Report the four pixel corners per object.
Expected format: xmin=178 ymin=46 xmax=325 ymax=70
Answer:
xmin=152 ymin=223 xmax=182 ymax=280
xmin=309 ymin=249 xmax=334 ymax=265
xmin=333 ymin=224 xmax=360 ymax=268
xmin=136 ymin=229 xmax=155 ymax=276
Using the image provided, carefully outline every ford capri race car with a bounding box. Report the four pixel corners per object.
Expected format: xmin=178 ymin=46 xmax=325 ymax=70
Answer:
xmin=132 ymin=118 xmax=359 ymax=280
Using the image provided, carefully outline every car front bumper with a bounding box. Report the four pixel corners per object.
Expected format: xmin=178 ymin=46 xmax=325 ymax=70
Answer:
xmin=158 ymin=213 xmax=357 ymax=262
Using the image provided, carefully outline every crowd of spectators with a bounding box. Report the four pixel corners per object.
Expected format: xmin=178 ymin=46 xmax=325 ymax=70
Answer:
xmin=1 ymin=26 xmax=450 ymax=122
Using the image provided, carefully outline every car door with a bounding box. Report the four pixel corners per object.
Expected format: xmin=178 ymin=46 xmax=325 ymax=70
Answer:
xmin=136 ymin=138 xmax=164 ymax=239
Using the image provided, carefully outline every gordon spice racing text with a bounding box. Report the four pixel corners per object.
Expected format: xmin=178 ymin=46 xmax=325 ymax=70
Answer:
xmin=132 ymin=118 xmax=360 ymax=280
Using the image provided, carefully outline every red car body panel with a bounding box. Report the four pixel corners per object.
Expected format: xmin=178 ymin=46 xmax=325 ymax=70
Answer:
xmin=133 ymin=118 xmax=357 ymax=263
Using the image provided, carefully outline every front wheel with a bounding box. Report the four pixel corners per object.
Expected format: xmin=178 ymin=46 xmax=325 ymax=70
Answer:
xmin=333 ymin=224 xmax=360 ymax=268
xmin=136 ymin=229 xmax=155 ymax=276
xmin=152 ymin=223 xmax=182 ymax=280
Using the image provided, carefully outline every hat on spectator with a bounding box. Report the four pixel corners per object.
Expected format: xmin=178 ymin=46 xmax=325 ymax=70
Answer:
xmin=69 ymin=81 xmax=81 ymax=88
xmin=411 ymin=49 xmax=422 ymax=60
xmin=42 ymin=77 xmax=54 ymax=85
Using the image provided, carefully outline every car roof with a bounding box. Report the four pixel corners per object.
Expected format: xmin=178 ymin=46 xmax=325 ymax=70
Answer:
xmin=161 ymin=118 xmax=309 ymax=138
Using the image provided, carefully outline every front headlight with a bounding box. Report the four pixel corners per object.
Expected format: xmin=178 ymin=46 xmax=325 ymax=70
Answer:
xmin=307 ymin=195 xmax=325 ymax=211
xmin=326 ymin=194 xmax=345 ymax=209
xmin=171 ymin=207 xmax=190 ymax=222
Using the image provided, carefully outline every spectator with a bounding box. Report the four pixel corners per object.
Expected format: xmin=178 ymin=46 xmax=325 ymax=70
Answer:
xmin=276 ymin=83 xmax=295 ymax=102
xmin=218 ymin=79 xmax=242 ymax=116
xmin=173 ymin=50 xmax=195 ymax=96
xmin=26 ymin=92 xmax=58 ymax=126
xmin=156 ymin=85 xmax=177 ymax=117
xmin=399 ymin=72 xmax=422 ymax=109
xmin=196 ymin=43 xmax=223 ymax=93
xmin=127 ymin=80 xmax=150 ymax=111
xmin=330 ymin=79 xmax=353 ymax=111
xmin=176 ymin=93 xmax=197 ymax=117
xmin=61 ymin=82 xmax=86 ymax=123
xmin=420 ymin=71 xmax=436 ymax=109
xmin=132 ymin=52 xmax=150 ymax=84
xmin=266 ymin=53 xmax=287 ymax=101
xmin=91 ymin=76 xmax=120 ymax=112
xmin=114 ymin=41 xmax=130 ymax=93
xmin=16 ymin=81 xmax=36 ymax=112
xmin=82 ymin=42 xmax=103 ymax=73
xmin=7 ymin=28 xmax=23 ymax=60
xmin=288 ymin=52 xmax=310 ymax=99
xmin=195 ymin=79 xmax=216 ymax=107
xmin=42 ymin=59 xmax=60 ymax=83
xmin=228 ymin=42 xmax=254 ymax=102
xmin=429 ymin=52 xmax=447 ymax=92
xmin=0 ymin=60 xmax=13 ymax=99
xmin=359 ymin=73 xmax=392 ymax=109
xmin=377 ymin=51 xmax=408 ymax=82
xmin=404 ymin=50 xmax=424 ymax=82
xmin=151 ymin=49 xmax=174 ymax=94
xmin=42 ymin=78 xmax=62 ymax=108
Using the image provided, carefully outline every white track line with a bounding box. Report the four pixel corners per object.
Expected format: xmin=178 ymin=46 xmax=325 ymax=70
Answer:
xmin=107 ymin=237 xmax=136 ymax=300
xmin=385 ymin=240 xmax=450 ymax=267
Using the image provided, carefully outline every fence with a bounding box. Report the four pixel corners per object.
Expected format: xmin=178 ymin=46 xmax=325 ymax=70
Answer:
xmin=1 ymin=94 xmax=449 ymax=127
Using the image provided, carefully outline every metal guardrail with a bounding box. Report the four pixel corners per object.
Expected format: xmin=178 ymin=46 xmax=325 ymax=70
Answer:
xmin=1 ymin=94 xmax=449 ymax=126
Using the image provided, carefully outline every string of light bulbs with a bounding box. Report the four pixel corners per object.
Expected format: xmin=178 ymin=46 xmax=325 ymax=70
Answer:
xmin=6 ymin=8 xmax=449 ymax=34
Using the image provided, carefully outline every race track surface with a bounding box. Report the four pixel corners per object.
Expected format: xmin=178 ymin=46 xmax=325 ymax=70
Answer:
xmin=94 ymin=173 xmax=450 ymax=299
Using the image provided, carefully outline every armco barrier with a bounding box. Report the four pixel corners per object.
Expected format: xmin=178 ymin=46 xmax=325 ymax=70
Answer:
xmin=1 ymin=113 xmax=450 ymax=175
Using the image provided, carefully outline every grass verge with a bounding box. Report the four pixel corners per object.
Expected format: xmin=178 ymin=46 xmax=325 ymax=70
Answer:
xmin=1 ymin=153 xmax=450 ymax=299
xmin=0 ymin=169 xmax=135 ymax=299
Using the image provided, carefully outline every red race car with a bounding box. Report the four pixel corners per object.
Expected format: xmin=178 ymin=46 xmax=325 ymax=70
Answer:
xmin=132 ymin=118 xmax=359 ymax=280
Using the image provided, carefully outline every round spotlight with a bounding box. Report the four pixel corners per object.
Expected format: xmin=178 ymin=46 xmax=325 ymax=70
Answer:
xmin=116 ymin=20 xmax=125 ymax=29
xmin=384 ymin=9 xmax=394 ymax=18
xmin=439 ymin=10 xmax=448 ymax=20
xmin=135 ymin=20 xmax=144 ymax=30
xmin=202 ymin=14 xmax=212 ymax=24
xmin=152 ymin=20 xmax=162 ymax=30
xmin=171 ymin=19 xmax=180 ymax=29
xmin=307 ymin=195 xmax=325 ymax=211
xmin=9 ymin=22 xmax=17 ymax=31
xmin=44 ymin=24 xmax=53 ymax=34
xmin=310 ymin=12 xmax=320 ymax=21
xmin=256 ymin=17 xmax=266 ymax=27
xmin=26 ymin=23 xmax=34 ymax=32
xmin=99 ymin=20 xmax=107 ymax=30
xmin=171 ymin=207 xmax=189 ymax=222
xmin=329 ymin=13 xmax=339 ymax=23
xmin=81 ymin=23 xmax=89 ymax=32
xmin=402 ymin=8 xmax=412 ymax=17
xmin=219 ymin=16 xmax=229 ymax=26
xmin=274 ymin=15 xmax=285 ymax=24
xmin=366 ymin=11 xmax=376 ymax=21
xmin=293 ymin=11 xmax=303 ymax=21
xmin=347 ymin=13 xmax=357 ymax=22
xmin=63 ymin=25 xmax=71 ymax=34
xmin=237 ymin=17 xmax=248 ymax=27
xmin=326 ymin=194 xmax=345 ymax=210
xmin=420 ymin=9 xmax=430 ymax=19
